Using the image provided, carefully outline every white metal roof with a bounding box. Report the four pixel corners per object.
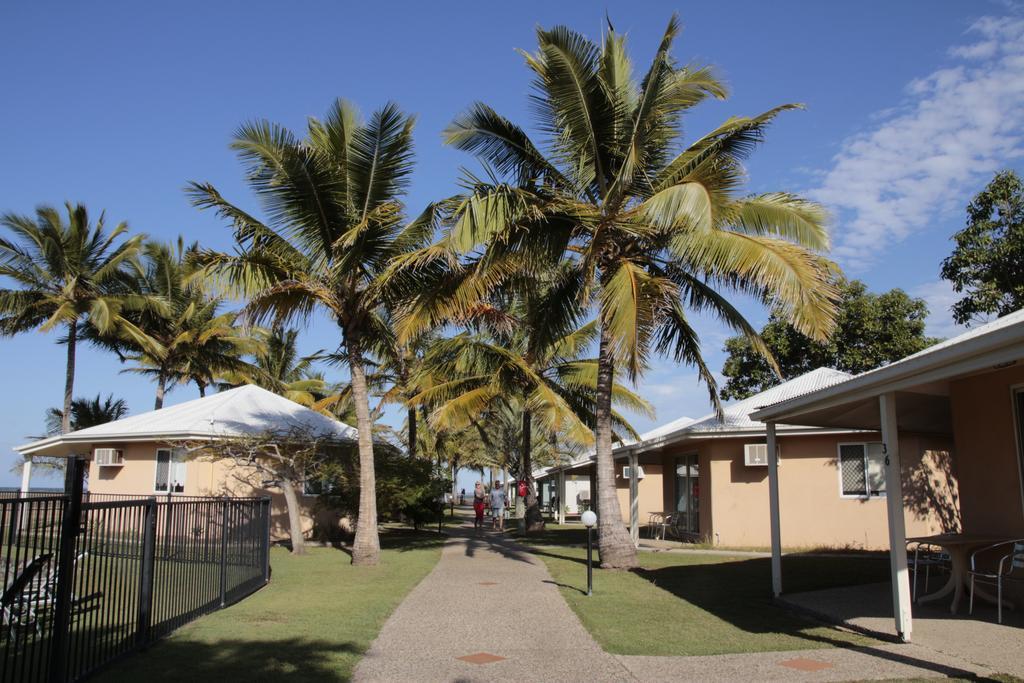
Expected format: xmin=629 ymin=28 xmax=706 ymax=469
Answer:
xmin=751 ymin=308 xmax=1024 ymax=423
xmin=16 ymin=385 xmax=359 ymax=456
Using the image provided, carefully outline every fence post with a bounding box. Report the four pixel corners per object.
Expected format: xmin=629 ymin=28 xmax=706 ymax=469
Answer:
xmin=262 ymin=498 xmax=271 ymax=585
xmin=48 ymin=456 xmax=86 ymax=683
xmin=219 ymin=499 xmax=229 ymax=607
xmin=136 ymin=497 xmax=157 ymax=648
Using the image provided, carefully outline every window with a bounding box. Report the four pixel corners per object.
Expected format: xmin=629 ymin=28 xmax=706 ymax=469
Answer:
xmin=303 ymin=478 xmax=339 ymax=496
xmin=838 ymin=442 xmax=886 ymax=497
xmin=155 ymin=448 xmax=187 ymax=493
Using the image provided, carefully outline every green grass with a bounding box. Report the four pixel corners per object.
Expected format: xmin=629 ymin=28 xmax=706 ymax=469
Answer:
xmin=525 ymin=541 xmax=890 ymax=656
xmin=98 ymin=530 xmax=444 ymax=682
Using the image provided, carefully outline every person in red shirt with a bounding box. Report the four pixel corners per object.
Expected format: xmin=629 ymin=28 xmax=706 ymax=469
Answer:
xmin=472 ymin=481 xmax=486 ymax=530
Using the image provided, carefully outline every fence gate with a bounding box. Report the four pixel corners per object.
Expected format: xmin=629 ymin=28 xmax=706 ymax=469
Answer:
xmin=0 ymin=459 xmax=271 ymax=682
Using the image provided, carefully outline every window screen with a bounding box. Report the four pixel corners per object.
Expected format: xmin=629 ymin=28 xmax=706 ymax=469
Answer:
xmin=839 ymin=444 xmax=867 ymax=496
xmin=155 ymin=448 xmax=186 ymax=493
xmin=155 ymin=449 xmax=171 ymax=492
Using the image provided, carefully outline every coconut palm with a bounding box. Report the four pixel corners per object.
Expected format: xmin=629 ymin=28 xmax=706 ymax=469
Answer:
xmin=0 ymin=203 xmax=153 ymax=433
xmin=88 ymin=238 xmax=262 ymax=407
xmin=46 ymin=393 xmax=129 ymax=435
xmin=432 ymin=18 xmax=837 ymax=567
xmin=189 ymin=99 xmax=434 ymax=566
xmin=220 ymin=325 xmax=329 ymax=406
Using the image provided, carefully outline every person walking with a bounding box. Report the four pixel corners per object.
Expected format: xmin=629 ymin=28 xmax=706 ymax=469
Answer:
xmin=459 ymin=488 xmax=466 ymax=506
xmin=473 ymin=481 xmax=486 ymax=530
xmin=490 ymin=481 xmax=506 ymax=531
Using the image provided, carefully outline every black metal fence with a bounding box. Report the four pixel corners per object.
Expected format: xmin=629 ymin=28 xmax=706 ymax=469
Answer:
xmin=0 ymin=461 xmax=271 ymax=682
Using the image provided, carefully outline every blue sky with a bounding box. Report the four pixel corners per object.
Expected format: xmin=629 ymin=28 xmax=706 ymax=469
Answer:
xmin=2 ymin=1 xmax=1022 ymax=487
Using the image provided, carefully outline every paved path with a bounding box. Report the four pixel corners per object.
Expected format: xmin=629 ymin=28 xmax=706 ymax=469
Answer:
xmin=354 ymin=524 xmax=997 ymax=682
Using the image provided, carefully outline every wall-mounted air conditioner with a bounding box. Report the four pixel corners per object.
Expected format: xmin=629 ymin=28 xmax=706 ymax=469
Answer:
xmin=743 ymin=443 xmax=771 ymax=467
xmin=622 ymin=465 xmax=646 ymax=480
xmin=94 ymin=448 xmax=124 ymax=467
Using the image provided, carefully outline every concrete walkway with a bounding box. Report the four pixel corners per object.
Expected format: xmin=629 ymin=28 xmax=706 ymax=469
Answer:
xmin=354 ymin=524 xmax=999 ymax=682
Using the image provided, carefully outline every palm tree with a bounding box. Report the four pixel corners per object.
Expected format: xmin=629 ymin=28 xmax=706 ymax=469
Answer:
xmin=189 ymin=99 xmax=434 ymax=566
xmin=46 ymin=393 xmax=129 ymax=435
xmin=221 ymin=325 xmax=330 ymax=406
xmin=409 ymin=267 xmax=651 ymax=531
xmin=0 ymin=203 xmax=152 ymax=433
xmin=89 ymin=239 xmax=261 ymax=408
xmin=436 ymin=18 xmax=838 ymax=567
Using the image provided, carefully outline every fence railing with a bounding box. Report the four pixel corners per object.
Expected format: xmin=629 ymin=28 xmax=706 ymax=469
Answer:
xmin=0 ymin=463 xmax=271 ymax=682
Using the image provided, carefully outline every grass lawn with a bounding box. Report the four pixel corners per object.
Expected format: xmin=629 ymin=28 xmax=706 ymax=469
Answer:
xmin=525 ymin=540 xmax=890 ymax=657
xmin=98 ymin=529 xmax=444 ymax=682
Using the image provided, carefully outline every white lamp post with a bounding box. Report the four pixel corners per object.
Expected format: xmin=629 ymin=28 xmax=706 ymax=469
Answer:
xmin=581 ymin=510 xmax=597 ymax=596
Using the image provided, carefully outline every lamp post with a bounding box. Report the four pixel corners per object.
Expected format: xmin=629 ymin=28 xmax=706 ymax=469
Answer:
xmin=581 ymin=510 xmax=597 ymax=596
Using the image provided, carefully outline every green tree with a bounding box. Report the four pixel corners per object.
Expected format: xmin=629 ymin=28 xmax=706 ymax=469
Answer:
xmin=941 ymin=170 xmax=1024 ymax=325
xmin=0 ymin=203 xmax=152 ymax=433
xmin=409 ymin=17 xmax=836 ymax=567
xmin=222 ymin=325 xmax=329 ymax=407
xmin=720 ymin=279 xmax=939 ymax=400
xmin=190 ymin=99 xmax=432 ymax=566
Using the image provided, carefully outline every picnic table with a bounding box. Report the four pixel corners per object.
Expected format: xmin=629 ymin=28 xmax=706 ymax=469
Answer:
xmin=906 ymin=532 xmax=1012 ymax=613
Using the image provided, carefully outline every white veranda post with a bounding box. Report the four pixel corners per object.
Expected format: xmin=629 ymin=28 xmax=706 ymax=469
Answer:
xmin=767 ymin=422 xmax=782 ymax=597
xmin=629 ymin=453 xmax=639 ymax=546
xmin=880 ymin=392 xmax=913 ymax=642
xmin=20 ymin=455 xmax=32 ymax=495
xmin=557 ymin=469 xmax=566 ymax=525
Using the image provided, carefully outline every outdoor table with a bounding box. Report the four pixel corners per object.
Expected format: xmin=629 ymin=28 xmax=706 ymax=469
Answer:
xmin=906 ymin=532 xmax=1012 ymax=614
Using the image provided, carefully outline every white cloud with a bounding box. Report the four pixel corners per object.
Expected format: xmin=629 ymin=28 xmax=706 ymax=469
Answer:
xmin=812 ymin=15 xmax=1024 ymax=270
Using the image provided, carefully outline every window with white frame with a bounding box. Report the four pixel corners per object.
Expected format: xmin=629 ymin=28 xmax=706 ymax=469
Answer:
xmin=838 ymin=442 xmax=886 ymax=497
xmin=155 ymin=448 xmax=187 ymax=493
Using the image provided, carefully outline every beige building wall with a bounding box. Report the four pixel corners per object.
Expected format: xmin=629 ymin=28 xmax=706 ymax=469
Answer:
xmin=653 ymin=432 xmax=957 ymax=550
xmin=949 ymin=364 xmax=1024 ymax=538
xmin=613 ymin=462 xmax=664 ymax=526
xmin=86 ymin=440 xmax=338 ymax=542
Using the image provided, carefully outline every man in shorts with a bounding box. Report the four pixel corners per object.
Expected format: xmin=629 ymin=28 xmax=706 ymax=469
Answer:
xmin=490 ymin=481 xmax=506 ymax=531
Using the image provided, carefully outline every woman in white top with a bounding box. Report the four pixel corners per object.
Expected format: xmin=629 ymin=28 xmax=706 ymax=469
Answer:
xmin=489 ymin=482 xmax=506 ymax=531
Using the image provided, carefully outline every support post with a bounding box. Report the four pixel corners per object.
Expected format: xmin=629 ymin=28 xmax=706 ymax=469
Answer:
xmin=49 ymin=456 xmax=86 ymax=683
xmin=880 ymin=392 xmax=913 ymax=642
xmin=766 ymin=422 xmax=782 ymax=597
xmin=219 ymin=498 xmax=229 ymax=607
xmin=629 ymin=453 xmax=639 ymax=546
xmin=19 ymin=455 xmax=31 ymax=495
xmin=557 ymin=469 xmax=566 ymax=525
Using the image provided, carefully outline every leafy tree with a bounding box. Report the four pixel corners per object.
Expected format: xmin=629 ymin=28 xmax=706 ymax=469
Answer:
xmin=190 ymin=99 xmax=434 ymax=566
xmin=720 ymin=279 xmax=939 ymax=400
xmin=46 ymin=393 xmax=129 ymax=434
xmin=0 ymin=203 xmax=153 ymax=432
xmin=941 ymin=170 xmax=1024 ymax=325
xmin=404 ymin=17 xmax=836 ymax=567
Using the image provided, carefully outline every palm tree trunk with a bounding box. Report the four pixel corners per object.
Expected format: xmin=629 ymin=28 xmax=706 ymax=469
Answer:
xmin=155 ymin=371 xmax=167 ymax=410
xmin=522 ymin=409 xmax=545 ymax=532
xmin=62 ymin=322 xmax=77 ymax=434
xmin=348 ymin=341 xmax=380 ymax=566
xmin=280 ymin=478 xmax=306 ymax=555
xmin=594 ymin=325 xmax=637 ymax=568
xmin=197 ymin=381 xmax=207 ymax=398
xmin=407 ymin=407 xmax=417 ymax=458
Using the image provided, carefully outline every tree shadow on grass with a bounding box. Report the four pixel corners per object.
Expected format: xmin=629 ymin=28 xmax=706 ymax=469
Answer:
xmin=98 ymin=637 xmax=361 ymax=682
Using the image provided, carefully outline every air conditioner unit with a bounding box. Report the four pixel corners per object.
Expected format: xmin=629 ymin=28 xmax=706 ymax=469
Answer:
xmin=622 ymin=465 xmax=646 ymax=480
xmin=94 ymin=448 xmax=124 ymax=467
xmin=743 ymin=443 xmax=770 ymax=467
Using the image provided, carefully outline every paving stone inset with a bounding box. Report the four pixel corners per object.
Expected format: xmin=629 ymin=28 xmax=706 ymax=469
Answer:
xmin=478 ymin=581 xmax=498 ymax=586
xmin=457 ymin=652 xmax=506 ymax=665
xmin=778 ymin=658 xmax=834 ymax=672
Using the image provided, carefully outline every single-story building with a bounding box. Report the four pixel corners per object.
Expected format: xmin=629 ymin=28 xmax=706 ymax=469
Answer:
xmin=14 ymin=384 xmax=359 ymax=541
xmin=536 ymin=368 xmax=958 ymax=550
xmin=751 ymin=308 xmax=1024 ymax=642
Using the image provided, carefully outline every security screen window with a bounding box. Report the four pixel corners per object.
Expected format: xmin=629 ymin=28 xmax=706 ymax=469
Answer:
xmin=839 ymin=443 xmax=886 ymax=497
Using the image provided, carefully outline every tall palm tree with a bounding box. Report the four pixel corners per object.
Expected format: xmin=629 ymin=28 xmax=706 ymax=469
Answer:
xmin=221 ymin=325 xmax=329 ymax=406
xmin=0 ymin=203 xmax=152 ymax=432
xmin=189 ymin=99 xmax=434 ymax=566
xmin=47 ymin=393 xmax=129 ymax=435
xmin=435 ymin=18 xmax=838 ymax=567
xmin=89 ymin=239 xmax=261 ymax=408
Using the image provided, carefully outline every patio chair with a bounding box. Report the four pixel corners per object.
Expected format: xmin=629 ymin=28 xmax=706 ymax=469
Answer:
xmin=647 ymin=512 xmax=669 ymax=540
xmin=907 ymin=541 xmax=950 ymax=601
xmin=1 ymin=553 xmax=52 ymax=648
xmin=968 ymin=538 xmax=1024 ymax=624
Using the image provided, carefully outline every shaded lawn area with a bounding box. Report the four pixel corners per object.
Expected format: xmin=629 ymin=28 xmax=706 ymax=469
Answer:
xmin=526 ymin=542 xmax=891 ymax=656
xmin=98 ymin=530 xmax=444 ymax=682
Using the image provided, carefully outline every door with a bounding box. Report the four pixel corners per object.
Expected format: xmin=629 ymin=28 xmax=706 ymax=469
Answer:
xmin=674 ymin=454 xmax=700 ymax=535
